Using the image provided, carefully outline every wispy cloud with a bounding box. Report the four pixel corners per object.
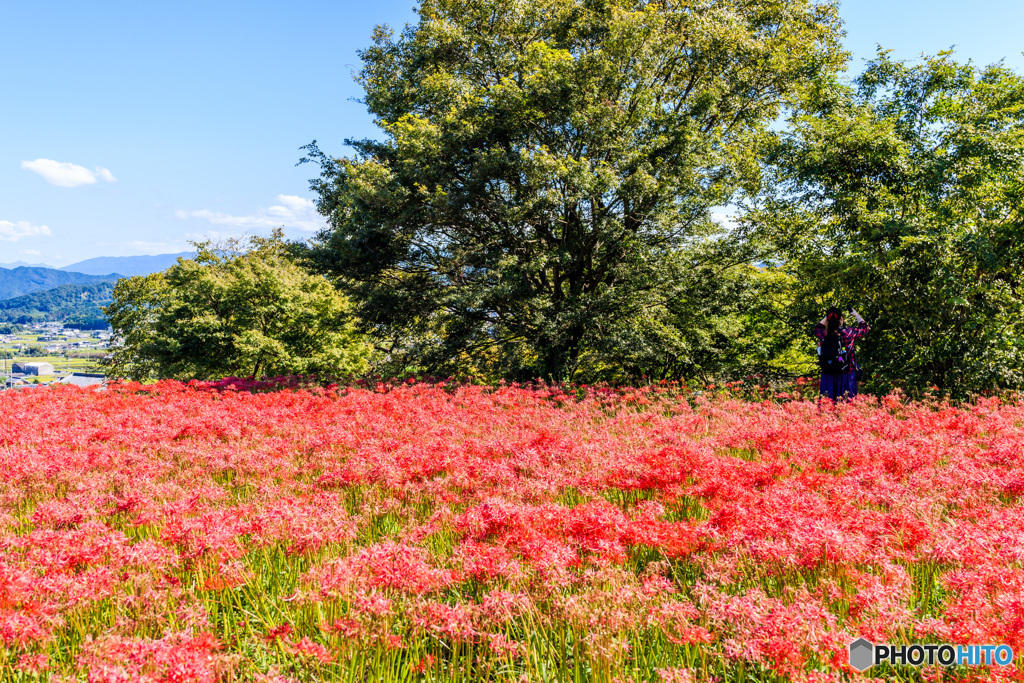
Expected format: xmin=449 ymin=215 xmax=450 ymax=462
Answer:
xmin=96 ymin=239 xmax=194 ymax=255
xmin=19 ymin=249 xmax=41 ymax=256
xmin=21 ymin=158 xmax=118 ymax=187
xmin=177 ymin=195 xmax=323 ymax=232
xmin=0 ymin=220 xmax=51 ymax=242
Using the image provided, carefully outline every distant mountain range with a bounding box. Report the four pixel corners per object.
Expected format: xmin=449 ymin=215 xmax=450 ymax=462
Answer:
xmin=0 ymin=281 xmax=116 ymax=328
xmin=0 ymin=267 xmax=120 ymax=301
xmin=60 ymin=252 xmax=193 ymax=277
xmin=0 ymin=252 xmax=194 ymax=326
xmin=0 ymin=252 xmax=194 ymax=278
xmin=0 ymin=260 xmax=53 ymax=269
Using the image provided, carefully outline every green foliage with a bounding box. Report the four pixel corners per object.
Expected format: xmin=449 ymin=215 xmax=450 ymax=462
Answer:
xmin=573 ymin=261 xmax=814 ymax=384
xmin=18 ymin=344 xmax=50 ymax=357
xmin=105 ymin=231 xmax=370 ymax=381
xmin=0 ymin=281 xmax=115 ymax=327
xmin=302 ymin=0 xmax=845 ymax=381
xmin=67 ymin=349 xmax=107 ymax=360
xmin=752 ymin=51 xmax=1024 ymax=397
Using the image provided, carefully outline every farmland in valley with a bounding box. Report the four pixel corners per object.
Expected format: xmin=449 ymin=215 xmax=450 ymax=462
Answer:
xmin=1 ymin=380 xmax=1021 ymax=681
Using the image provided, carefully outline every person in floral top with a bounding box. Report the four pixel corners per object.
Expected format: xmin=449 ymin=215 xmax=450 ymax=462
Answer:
xmin=813 ymin=306 xmax=869 ymax=399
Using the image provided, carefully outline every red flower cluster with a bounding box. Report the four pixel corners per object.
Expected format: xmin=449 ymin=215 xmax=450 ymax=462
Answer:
xmin=0 ymin=380 xmax=1022 ymax=681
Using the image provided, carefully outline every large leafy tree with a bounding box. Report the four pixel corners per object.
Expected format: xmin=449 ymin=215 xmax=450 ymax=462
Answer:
xmin=570 ymin=257 xmax=814 ymax=384
xmin=302 ymin=0 xmax=844 ymax=380
xmin=753 ymin=52 xmax=1024 ymax=396
xmin=105 ymin=232 xmax=369 ymax=381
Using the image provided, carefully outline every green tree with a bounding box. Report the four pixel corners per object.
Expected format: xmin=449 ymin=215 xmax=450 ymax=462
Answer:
xmin=752 ymin=51 xmax=1024 ymax=396
xmin=105 ymin=232 xmax=370 ymax=381
xmin=301 ymin=0 xmax=845 ymax=381
xmin=561 ymin=251 xmax=815 ymax=384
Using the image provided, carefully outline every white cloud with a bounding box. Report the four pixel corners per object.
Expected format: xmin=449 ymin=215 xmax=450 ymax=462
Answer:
xmin=0 ymin=220 xmax=51 ymax=242
xmin=19 ymin=249 xmax=41 ymax=256
xmin=21 ymin=159 xmax=118 ymax=187
xmin=94 ymin=167 xmax=117 ymax=183
xmin=177 ymin=194 xmax=323 ymax=232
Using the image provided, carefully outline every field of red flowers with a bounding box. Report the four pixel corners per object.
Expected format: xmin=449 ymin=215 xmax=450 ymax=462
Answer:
xmin=1 ymin=379 xmax=1022 ymax=682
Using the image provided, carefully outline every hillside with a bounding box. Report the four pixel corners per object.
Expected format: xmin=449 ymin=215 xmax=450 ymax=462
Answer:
xmin=0 ymin=280 xmax=116 ymax=328
xmin=61 ymin=252 xmax=192 ymax=277
xmin=0 ymin=266 xmax=119 ymax=301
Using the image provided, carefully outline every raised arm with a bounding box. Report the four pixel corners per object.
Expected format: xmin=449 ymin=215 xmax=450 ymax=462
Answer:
xmin=813 ymin=316 xmax=827 ymax=341
xmin=848 ymin=307 xmax=869 ymax=337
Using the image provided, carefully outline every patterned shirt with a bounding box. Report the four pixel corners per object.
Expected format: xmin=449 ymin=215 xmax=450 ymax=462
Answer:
xmin=814 ymin=321 xmax=869 ymax=372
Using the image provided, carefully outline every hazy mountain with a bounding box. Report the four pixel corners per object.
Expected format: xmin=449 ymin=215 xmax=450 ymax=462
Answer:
xmin=0 ymin=260 xmax=54 ymax=269
xmin=0 ymin=280 xmax=116 ymax=328
xmin=0 ymin=267 xmax=121 ymax=301
xmin=61 ymin=252 xmax=192 ymax=277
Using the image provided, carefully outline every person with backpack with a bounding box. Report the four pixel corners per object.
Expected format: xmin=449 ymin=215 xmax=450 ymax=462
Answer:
xmin=814 ymin=306 xmax=869 ymax=400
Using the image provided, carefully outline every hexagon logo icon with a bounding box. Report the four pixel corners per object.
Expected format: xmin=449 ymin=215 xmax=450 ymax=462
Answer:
xmin=849 ymin=638 xmax=874 ymax=672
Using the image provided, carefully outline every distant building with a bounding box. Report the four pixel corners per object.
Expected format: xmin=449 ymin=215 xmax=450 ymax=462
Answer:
xmin=11 ymin=362 xmax=54 ymax=375
xmin=57 ymin=372 xmax=105 ymax=388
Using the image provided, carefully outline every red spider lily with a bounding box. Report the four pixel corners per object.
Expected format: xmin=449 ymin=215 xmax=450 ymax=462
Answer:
xmin=264 ymin=623 xmax=294 ymax=643
xmin=76 ymin=631 xmax=226 ymax=683
xmin=15 ymin=653 xmax=48 ymax=675
xmin=287 ymin=636 xmax=335 ymax=664
xmin=411 ymin=654 xmax=436 ymax=673
xmin=1 ymin=380 xmax=1023 ymax=680
xmin=656 ymin=667 xmax=697 ymax=683
xmin=307 ymin=542 xmax=462 ymax=596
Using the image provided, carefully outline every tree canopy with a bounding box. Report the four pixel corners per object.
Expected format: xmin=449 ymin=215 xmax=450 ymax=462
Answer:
xmin=752 ymin=51 xmax=1024 ymax=396
xmin=302 ymin=0 xmax=845 ymax=381
xmin=105 ymin=232 xmax=369 ymax=381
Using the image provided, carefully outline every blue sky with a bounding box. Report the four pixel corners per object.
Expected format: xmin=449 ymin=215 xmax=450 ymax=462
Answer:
xmin=2 ymin=0 xmax=1022 ymax=266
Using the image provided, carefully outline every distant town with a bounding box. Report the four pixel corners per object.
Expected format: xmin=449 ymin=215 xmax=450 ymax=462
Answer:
xmin=0 ymin=252 xmax=193 ymax=390
xmin=1 ymin=321 xmax=110 ymax=389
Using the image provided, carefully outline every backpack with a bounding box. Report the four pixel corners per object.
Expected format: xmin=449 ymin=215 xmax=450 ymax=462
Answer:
xmin=819 ymin=333 xmax=850 ymax=375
